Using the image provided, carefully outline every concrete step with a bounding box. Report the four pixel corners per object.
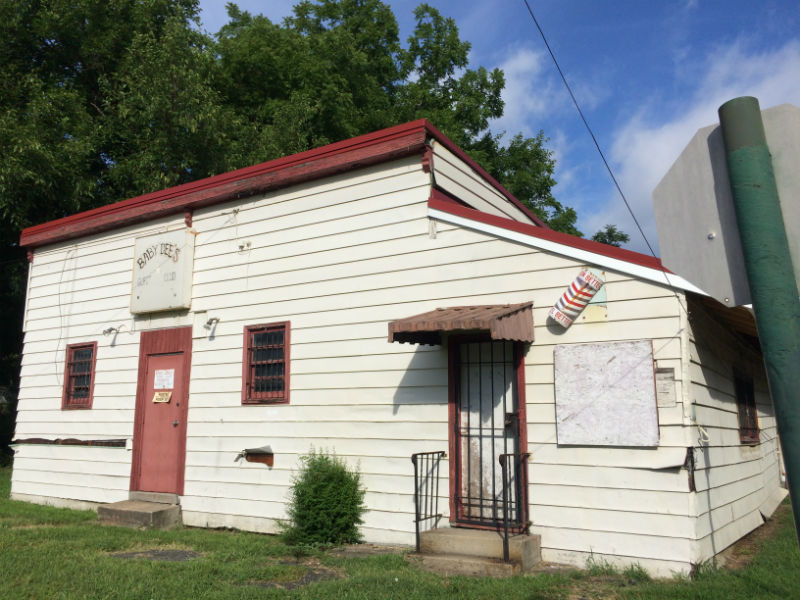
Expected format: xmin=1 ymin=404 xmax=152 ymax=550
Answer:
xmin=419 ymin=528 xmax=541 ymax=572
xmin=130 ymin=491 xmax=180 ymax=505
xmin=409 ymin=553 xmax=519 ymax=577
xmin=98 ymin=500 xmax=181 ymax=530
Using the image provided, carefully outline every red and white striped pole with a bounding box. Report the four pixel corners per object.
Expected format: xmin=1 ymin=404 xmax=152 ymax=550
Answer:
xmin=549 ymin=270 xmax=604 ymax=328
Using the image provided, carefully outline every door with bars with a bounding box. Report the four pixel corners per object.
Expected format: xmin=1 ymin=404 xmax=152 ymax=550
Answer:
xmin=453 ymin=340 xmax=525 ymax=527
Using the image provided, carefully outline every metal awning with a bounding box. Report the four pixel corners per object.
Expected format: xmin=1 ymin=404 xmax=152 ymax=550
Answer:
xmin=388 ymin=302 xmax=534 ymax=346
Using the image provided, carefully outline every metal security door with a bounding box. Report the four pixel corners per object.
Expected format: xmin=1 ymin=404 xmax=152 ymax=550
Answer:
xmin=452 ymin=340 xmax=525 ymax=528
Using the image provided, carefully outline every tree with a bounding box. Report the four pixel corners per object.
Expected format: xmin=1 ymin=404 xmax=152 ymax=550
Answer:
xmin=592 ymin=224 xmax=631 ymax=247
xmin=0 ymin=0 xmax=626 ymax=456
xmin=470 ymin=132 xmax=582 ymax=236
xmin=0 ymin=0 xmax=226 ymax=457
xmin=213 ymin=1 xmax=587 ymax=233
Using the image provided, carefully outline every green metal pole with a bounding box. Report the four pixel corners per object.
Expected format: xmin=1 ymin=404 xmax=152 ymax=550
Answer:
xmin=718 ymin=96 xmax=800 ymax=544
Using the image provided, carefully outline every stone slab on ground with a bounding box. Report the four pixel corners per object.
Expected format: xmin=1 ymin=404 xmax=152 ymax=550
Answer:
xmin=98 ymin=500 xmax=181 ymax=530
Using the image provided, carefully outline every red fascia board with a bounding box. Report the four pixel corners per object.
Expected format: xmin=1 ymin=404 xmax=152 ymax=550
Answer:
xmin=420 ymin=120 xmax=548 ymax=228
xmin=429 ymin=191 xmax=668 ymax=272
xmin=21 ymin=120 xmax=431 ymax=249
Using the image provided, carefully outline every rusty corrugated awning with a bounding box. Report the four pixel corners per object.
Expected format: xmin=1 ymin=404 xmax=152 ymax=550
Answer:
xmin=388 ymin=302 xmax=534 ymax=346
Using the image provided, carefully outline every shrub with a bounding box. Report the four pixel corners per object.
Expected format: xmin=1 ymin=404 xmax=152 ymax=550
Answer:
xmin=280 ymin=449 xmax=366 ymax=547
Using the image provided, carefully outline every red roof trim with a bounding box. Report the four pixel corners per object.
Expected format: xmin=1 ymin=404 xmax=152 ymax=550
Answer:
xmin=21 ymin=119 xmax=553 ymax=249
xmin=422 ymin=120 xmax=547 ymax=227
xmin=21 ymin=120 xmax=431 ymax=248
xmin=428 ymin=191 xmax=668 ymax=272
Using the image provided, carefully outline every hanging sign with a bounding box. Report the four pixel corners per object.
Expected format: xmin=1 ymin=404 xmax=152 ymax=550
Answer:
xmin=153 ymin=391 xmax=172 ymax=403
xmin=549 ymin=269 xmax=604 ymax=328
xmin=130 ymin=229 xmax=194 ymax=314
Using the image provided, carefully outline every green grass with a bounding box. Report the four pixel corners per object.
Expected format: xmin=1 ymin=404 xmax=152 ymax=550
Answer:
xmin=1 ymin=466 xmax=799 ymax=599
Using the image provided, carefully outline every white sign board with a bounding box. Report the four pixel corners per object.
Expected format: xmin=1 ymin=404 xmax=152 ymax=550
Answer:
xmin=554 ymin=340 xmax=659 ymax=446
xmin=154 ymin=369 xmax=175 ymax=390
xmin=131 ymin=229 xmax=194 ymax=314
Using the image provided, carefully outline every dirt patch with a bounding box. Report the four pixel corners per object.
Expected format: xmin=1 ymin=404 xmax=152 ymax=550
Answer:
xmin=330 ymin=543 xmax=406 ymax=558
xmin=110 ymin=549 xmax=202 ymax=562
xmin=565 ymin=574 xmax=652 ymax=600
xmin=716 ymin=502 xmax=788 ymax=570
xmin=250 ymin=559 xmax=343 ymax=590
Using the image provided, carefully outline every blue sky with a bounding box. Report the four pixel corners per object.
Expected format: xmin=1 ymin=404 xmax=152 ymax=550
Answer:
xmin=197 ymin=1 xmax=800 ymax=253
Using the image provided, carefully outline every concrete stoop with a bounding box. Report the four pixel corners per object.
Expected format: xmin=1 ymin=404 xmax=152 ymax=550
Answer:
xmin=413 ymin=528 xmax=541 ymax=576
xmin=98 ymin=500 xmax=181 ymax=530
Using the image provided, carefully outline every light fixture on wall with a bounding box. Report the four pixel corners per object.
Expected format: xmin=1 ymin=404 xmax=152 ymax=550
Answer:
xmin=204 ymin=317 xmax=220 ymax=330
xmin=103 ymin=324 xmax=125 ymax=336
xmin=102 ymin=323 xmax=125 ymax=346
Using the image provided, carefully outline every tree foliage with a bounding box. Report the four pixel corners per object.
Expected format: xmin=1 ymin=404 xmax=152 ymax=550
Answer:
xmin=592 ymin=224 xmax=631 ymax=247
xmin=0 ymin=0 xmax=625 ymax=453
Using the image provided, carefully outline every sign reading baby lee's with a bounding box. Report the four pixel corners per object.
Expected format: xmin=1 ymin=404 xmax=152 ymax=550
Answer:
xmin=130 ymin=229 xmax=194 ymax=314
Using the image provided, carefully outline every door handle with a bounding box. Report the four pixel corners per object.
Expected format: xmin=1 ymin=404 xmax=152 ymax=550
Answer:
xmin=172 ymin=420 xmax=179 ymax=427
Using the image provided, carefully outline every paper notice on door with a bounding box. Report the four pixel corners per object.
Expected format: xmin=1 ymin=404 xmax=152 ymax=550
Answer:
xmin=154 ymin=369 xmax=174 ymax=390
xmin=153 ymin=391 xmax=172 ymax=403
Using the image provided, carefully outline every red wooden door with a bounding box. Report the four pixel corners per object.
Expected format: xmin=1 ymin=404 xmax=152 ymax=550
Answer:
xmin=131 ymin=327 xmax=192 ymax=495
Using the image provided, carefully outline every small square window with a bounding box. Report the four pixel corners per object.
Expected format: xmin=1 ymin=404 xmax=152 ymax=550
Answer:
xmin=734 ymin=374 xmax=758 ymax=444
xmin=62 ymin=342 xmax=97 ymax=409
xmin=242 ymin=322 xmax=290 ymax=404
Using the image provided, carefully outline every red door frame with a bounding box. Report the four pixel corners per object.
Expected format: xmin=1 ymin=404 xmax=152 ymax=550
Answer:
xmin=130 ymin=326 xmax=192 ymax=495
xmin=447 ymin=336 xmax=529 ymax=528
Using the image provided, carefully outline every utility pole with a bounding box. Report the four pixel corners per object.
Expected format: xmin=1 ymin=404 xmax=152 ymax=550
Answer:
xmin=718 ymin=96 xmax=800 ymax=543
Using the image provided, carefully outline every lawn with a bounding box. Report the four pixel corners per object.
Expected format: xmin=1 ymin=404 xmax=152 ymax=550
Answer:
xmin=1 ymin=466 xmax=799 ymax=599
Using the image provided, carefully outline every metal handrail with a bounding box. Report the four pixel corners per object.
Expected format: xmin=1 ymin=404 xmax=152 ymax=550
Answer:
xmin=499 ymin=452 xmax=531 ymax=562
xmin=411 ymin=451 xmax=446 ymax=552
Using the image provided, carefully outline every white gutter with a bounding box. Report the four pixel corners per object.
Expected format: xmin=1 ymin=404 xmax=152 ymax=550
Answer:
xmin=429 ymin=207 xmax=709 ymax=296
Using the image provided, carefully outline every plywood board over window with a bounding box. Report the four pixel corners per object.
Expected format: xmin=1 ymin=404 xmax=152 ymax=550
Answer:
xmin=554 ymin=340 xmax=659 ymax=446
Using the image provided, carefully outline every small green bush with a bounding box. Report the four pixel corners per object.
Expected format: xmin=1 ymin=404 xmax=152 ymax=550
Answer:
xmin=280 ymin=449 xmax=366 ymax=547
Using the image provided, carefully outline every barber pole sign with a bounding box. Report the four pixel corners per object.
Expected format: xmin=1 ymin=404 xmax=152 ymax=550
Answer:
xmin=549 ymin=269 xmax=604 ymax=328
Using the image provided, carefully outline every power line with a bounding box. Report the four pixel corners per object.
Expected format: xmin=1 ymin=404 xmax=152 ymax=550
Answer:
xmin=521 ymin=0 xmax=691 ymax=317
xmin=521 ymin=0 xmax=657 ymax=257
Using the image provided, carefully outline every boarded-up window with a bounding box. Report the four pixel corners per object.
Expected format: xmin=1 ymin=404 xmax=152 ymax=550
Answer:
xmin=62 ymin=342 xmax=97 ymax=409
xmin=554 ymin=340 xmax=659 ymax=446
xmin=242 ymin=322 xmax=290 ymax=404
xmin=734 ymin=374 xmax=758 ymax=444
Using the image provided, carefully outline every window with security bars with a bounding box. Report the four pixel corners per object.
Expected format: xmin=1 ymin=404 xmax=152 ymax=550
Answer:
xmin=734 ymin=374 xmax=759 ymax=444
xmin=242 ymin=322 xmax=290 ymax=404
xmin=62 ymin=342 xmax=97 ymax=409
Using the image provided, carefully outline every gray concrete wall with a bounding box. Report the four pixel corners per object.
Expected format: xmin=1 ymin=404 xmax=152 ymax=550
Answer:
xmin=653 ymin=103 xmax=800 ymax=307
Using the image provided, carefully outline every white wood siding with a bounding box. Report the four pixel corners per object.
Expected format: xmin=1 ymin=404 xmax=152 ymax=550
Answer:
xmin=14 ymin=150 xmax=775 ymax=577
xmin=686 ymin=299 xmax=785 ymax=564
xmin=431 ymin=141 xmax=535 ymax=223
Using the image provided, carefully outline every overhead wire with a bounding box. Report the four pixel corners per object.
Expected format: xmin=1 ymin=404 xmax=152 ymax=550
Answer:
xmin=519 ymin=1 xmax=713 ymax=450
xmin=520 ymin=0 xmax=692 ymax=318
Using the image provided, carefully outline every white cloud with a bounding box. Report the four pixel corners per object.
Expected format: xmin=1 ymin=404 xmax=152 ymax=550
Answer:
xmin=489 ymin=46 xmax=555 ymax=137
xmin=584 ymin=39 xmax=800 ymax=253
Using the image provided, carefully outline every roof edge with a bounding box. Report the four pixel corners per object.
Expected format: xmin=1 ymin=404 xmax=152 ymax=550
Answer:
xmin=21 ymin=120 xmax=433 ymax=249
xmin=428 ymin=192 xmax=708 ymax=295
xmin=22 ymin=119 xmax=553 ymax=249
xmin=422 ymin=120 xmax=548 ymax=227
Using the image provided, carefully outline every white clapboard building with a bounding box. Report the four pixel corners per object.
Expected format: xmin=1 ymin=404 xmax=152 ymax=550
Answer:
xmin=12 ymin=120 xmax=785 ymax=575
